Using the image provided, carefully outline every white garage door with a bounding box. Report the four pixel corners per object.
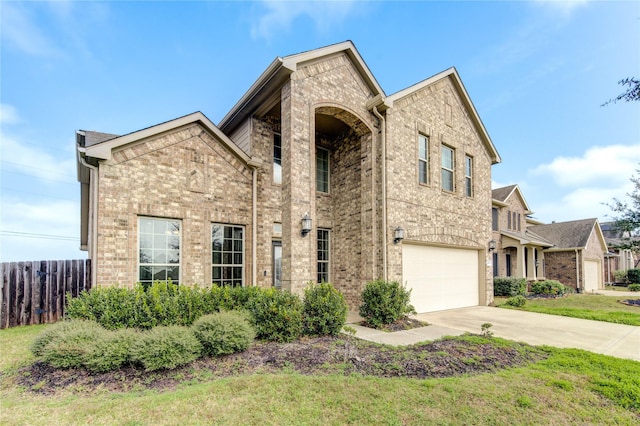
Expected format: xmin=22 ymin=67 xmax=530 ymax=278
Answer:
xmin=402 ymin=244 xmax=479 ymax=313
xmin=583 ymin=260 xmax=600 ymax=293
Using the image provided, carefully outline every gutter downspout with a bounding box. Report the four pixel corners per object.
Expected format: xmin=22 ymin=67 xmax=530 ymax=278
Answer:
xmin=372 ymin=106 xmax=387 ymax=280
xmin=575 ymin=249 xmax=581 ymax=292
xmin=77 ymin=146 xmax=98 ymax=287
xmin=247 ymin=158 xmax=262 ymax=287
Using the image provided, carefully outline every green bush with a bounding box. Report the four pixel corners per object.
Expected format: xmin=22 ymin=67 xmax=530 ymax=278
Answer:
xmin=359 ymin=279 xmax=415 ymax=328
xmin=37 ymin=321 xmax=108 ymax=369
xmin=531 ymin=280 xmax=566 ymax=296
xmin=613 ymin=269 xmax=628 ymax=283
xmin=192 ymin=311 xmax=255 ymax=356
xmin=245 ymin=288 xmax=303 ymax=342
xmin=31 ymin=319 xmax=104 ymax=357
xmin=505 ymin=295 xmax=527 ymax=307
xmin=130 ymin=326 xmax=202 ymax=371
xmin=83 ymin=328 xmax=139 ymax=373
xmin=627 ymin=269 xmax=640 ymax=284
xmin=302 ymin=282 xmax=348 ymax=336
xmin=66 ymin=286 xmax=140 ymax=329
xmin=493 ymin=277 xmax=527 ymax=297
xmin=628 ymin=284 xmax=640 ymax=292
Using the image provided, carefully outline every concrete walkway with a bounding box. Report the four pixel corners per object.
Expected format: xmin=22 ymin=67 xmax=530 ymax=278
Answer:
xmin=347 ymin=306 xmax=640 ymax=361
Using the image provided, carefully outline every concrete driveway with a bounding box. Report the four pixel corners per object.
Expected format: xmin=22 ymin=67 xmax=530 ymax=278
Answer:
xmin=413 ymin=306 xmax=640 ymax=361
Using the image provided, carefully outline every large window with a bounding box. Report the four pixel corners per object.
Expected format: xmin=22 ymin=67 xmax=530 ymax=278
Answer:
xmin=139 ymin=217 xmax=180 ymax=285
xmin=492 ymin=208 xmax=499 ymax=231
xmin=441 ymin=145 xmax=454 ymax=192
xmin=273 ymin=133 xmax=282 ymax=184
xmin=316 ymin=147 xmax=329 ymax=193
xmin=418 ymin=134 xmax=429 ymax=184
xmin=317 ymin=229 xmax=330 ymax=283
xmin=212 ymin=224 xmax=244 ymax=287
xmin=464 ymin=155 xmax=473 ymax=197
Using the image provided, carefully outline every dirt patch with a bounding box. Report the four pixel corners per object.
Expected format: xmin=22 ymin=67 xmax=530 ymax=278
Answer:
xmin=17 ymin=335 xmax=547 ymax=394
xmin=359 ymin=317 xmax=428 ymax=332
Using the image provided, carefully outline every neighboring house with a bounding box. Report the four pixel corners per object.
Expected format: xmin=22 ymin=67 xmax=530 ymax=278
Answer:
xmin=491 ymin=185 xmax=553 ymax=281
xmin=600 ymin=221 xmax=638 ymax=284
xmin=528 ymin=219 xmax=608 ymax=292
xmin=76 ymin=41 xmax=501 ymax=312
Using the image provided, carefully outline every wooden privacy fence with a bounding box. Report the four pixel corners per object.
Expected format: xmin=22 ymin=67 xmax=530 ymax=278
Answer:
xmin=0 ymin=259 xmax=91 ymax=329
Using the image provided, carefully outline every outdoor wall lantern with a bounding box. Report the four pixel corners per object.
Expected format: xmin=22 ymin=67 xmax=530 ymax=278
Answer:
xmin=488 ymin=240 xmax=497 ymax=252
xmin=393 ymin=227 xmax=405 ymax=244
xmin=301 ymin=213 xmax=312 ymax=237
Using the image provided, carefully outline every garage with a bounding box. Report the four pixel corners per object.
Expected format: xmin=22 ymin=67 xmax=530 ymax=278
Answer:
xmin=583 ymin=260 xmax=600 ymax=293
xmin=402 ymin=244 xmax=480 ymax=313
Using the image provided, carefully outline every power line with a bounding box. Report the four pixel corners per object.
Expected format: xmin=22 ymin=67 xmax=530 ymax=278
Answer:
xmin=0 ymin=230 xmax=79 ymax=241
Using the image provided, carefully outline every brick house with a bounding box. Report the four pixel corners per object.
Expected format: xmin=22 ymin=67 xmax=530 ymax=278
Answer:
xmin=600 ymin=221 xmax=638 ymax=284
xmin=491 ymin=184 xmax=608 ymax=292
xmin=491 ymin=185 xmax=553 ymax=281
xmin=76 ymin=41 xmax=501 ymax=312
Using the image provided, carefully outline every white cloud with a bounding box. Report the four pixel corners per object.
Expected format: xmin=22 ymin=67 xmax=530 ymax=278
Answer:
xmin=0 ymin=104 xmax=22 ymax=125
xmin=1 ymin=2 xmax=62 ymax=57
xmin=530 ymin=144 xmax=640 ymax=187
xmin=251 ymin=0 xmax=360 ymax=40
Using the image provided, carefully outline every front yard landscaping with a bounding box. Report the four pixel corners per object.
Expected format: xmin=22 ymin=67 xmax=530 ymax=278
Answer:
xmin=495 ymin=294 xmax=640 ymax=326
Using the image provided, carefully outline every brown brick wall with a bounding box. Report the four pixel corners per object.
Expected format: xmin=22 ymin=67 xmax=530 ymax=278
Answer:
xmin=544 ymin=251 xmax=578 ymax=289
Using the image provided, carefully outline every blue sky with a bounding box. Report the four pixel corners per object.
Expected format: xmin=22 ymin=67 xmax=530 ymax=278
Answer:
xmin=1 ymin=0 xmax=639 ymax=262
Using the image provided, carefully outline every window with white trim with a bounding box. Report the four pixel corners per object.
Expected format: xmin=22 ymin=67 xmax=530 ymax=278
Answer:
xmin=317 ymin=229 xmax=330 ymax=283
xmin=441 ymin=145 xmax=455 ymax=192
xmin=464 ymin=155 xmax=473 ymax=197
xmin=316 ymin=147 xmax=329 ymax=193
xmin=273 ymin=133 xmax=282 ymax=184
xmin=418 ymin=134 xmax=429 ymax=184
xmin=139 ymin=217 xmax=180 ymax=286
xmin=212 ymin=224 xmax=245 ymax=287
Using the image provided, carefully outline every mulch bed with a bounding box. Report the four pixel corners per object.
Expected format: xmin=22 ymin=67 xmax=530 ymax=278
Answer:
xmin=620 ymin=299 xmax=640 ymax=307
xmin=17 ymin=335 xmax=547 ymax=395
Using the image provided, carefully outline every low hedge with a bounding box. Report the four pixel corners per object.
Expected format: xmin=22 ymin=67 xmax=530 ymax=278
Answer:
xmin=493 ymin=277 xmax=527 ymax=297
xmin=628 ymin=284 xmax=640 ymax=292
xmin=192 ymin=311 xmax=255 ymax=356
xmin=531 ymin=280 xmax=566 ymax=296
xmin=627 ymin=269 xmax=640 ymax=285
xmin=303 ymin=282 xmax=348 ymax=336
xmin=129 ymin=326 xmax=203 ymax=371
xmin=359 ymin=279 xmax=415 ymax=328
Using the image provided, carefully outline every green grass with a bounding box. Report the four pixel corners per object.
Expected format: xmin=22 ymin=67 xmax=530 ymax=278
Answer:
xmin=1 ymin=324 xmax=639 ymax=425
xmin=496 ymin=294 xmax=640 ymax=326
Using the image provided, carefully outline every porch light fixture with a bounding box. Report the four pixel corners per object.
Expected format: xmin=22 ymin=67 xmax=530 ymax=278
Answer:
xmin=488 ymin=240 xmax=497 ymax=252
xmin=393 ymin=227 xmax=405 ymax=244
xmin=301 ymin=213 xmax=312 ymax=237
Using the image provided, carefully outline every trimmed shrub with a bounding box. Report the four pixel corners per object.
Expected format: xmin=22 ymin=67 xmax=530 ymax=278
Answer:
xmin=31 ymin=319 xmax=104 ymax=357
xmin=192 ymin=311 xmax=255 ymax=356
xmin=531 ymin=280 xmax=566 ymax=296
xmin=627 ymin=269 xmax=640 ymax=285
xmin=37 ymin=321 xmax=107 ymax=369
xmin=303 ymin=282 xmax=348 ymax=336
xmin=83 ymin=328 xmax=139 ymax=373
xmin=505 ymin=295 xmax=527 ymax=307
xmin=359 ymin=279 xmax=415 ymax=328
xmin=66 ymin=286 xmax=140 ymax=329
xmin=493 ymin=277 xmax=527 ymax=297
xmin=245 ymin=288 xmax=303 ymax=342
xmin=613 ymin=269 xmax=628 ymax=283
xmin=130 ymin=326 xmax=202 ymax=371
xmin=628 ymin=284 xmax=640 ymax=292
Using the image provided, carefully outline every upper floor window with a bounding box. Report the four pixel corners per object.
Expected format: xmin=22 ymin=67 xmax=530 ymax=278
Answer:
xmin=418 ymin=134 xmax=429 ymax=184
xmin=441 ymin=145 xmax=455 ymax=192
xmin=212 ymin=224 xmax=244 ymax=287
xmin=139 ymin=217 xmax=180 ymax=286
xmin=517 ymin=213 xmax=521 ymax=231
xmin=512 ymin=212 xmax=517 ymax=231
xmin=273 ymin=133 xmax=282 ymax=184
xmin=464 ymin=155 xmax=473 ymax=197
xmin=492 ymin=208 xmax=499 ymax=231
xmin=316 ymin=147 xmax=329 ymax=193
xmin=507 ymin=210 xmax=512 ymax=229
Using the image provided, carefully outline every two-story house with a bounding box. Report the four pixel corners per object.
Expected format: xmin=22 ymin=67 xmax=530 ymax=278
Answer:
xmin=76 ymin=41 xmax=501 ymax=312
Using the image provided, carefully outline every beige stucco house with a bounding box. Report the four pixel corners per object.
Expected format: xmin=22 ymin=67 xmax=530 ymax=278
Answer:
xmin=76 ymin=41 xmax=501 ymax=312
xmin=492 ymin=184 xmax=608 ymax=292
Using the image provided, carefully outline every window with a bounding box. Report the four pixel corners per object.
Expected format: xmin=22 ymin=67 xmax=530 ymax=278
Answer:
xmin=492 ymin=208 xmax=499 ymax=231
xmin=139 ymin=217 xmax=180 ymax=286
xmin=317 ymin=229 xmax=330 ymax=283
xmin=212 ymin=224 xmax=244 ymax=287
xmin=517 ymin=213 xmax=521 ymax=231
xmin=493 ymin=252 xmax=498 ymax=277
xmin=441 ymin=145 xmax=454 ymax=192
xmin=316 ymin=147 xmax=329 ymax=193
xmin=507 ymin=210 xmax=512 ymax=229
xmin=464 ymin=155 xmax=473 ymax=197
xmin=418 ymin=134 xmax=428 ymax=184
xmin=272 ymin=241 xmax=282 ymax=289
xmin=512 ymin=212 xmax=517 ymax=230
xmin=273 ymin=133 xmax=282 ymax=184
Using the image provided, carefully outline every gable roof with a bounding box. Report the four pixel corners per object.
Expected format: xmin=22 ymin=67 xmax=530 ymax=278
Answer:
xmin=218 ymin=40 xmax=384 ymax=134
xmin=380 ymin=67 xmax=501 ymax=165
xmin=492 ymin=184 xmax=532 ymax=213
xmin=529 ymin=218 xmax=607 ymax=251
xmin=500 ymin=229 xmax=554 ymax=248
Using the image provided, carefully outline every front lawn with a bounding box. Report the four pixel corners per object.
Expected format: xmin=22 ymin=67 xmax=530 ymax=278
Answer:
xmin=1 ymin=323 xmax=639 ymax=425
xmin=495 ymin=294 xmax=640 ymax=326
